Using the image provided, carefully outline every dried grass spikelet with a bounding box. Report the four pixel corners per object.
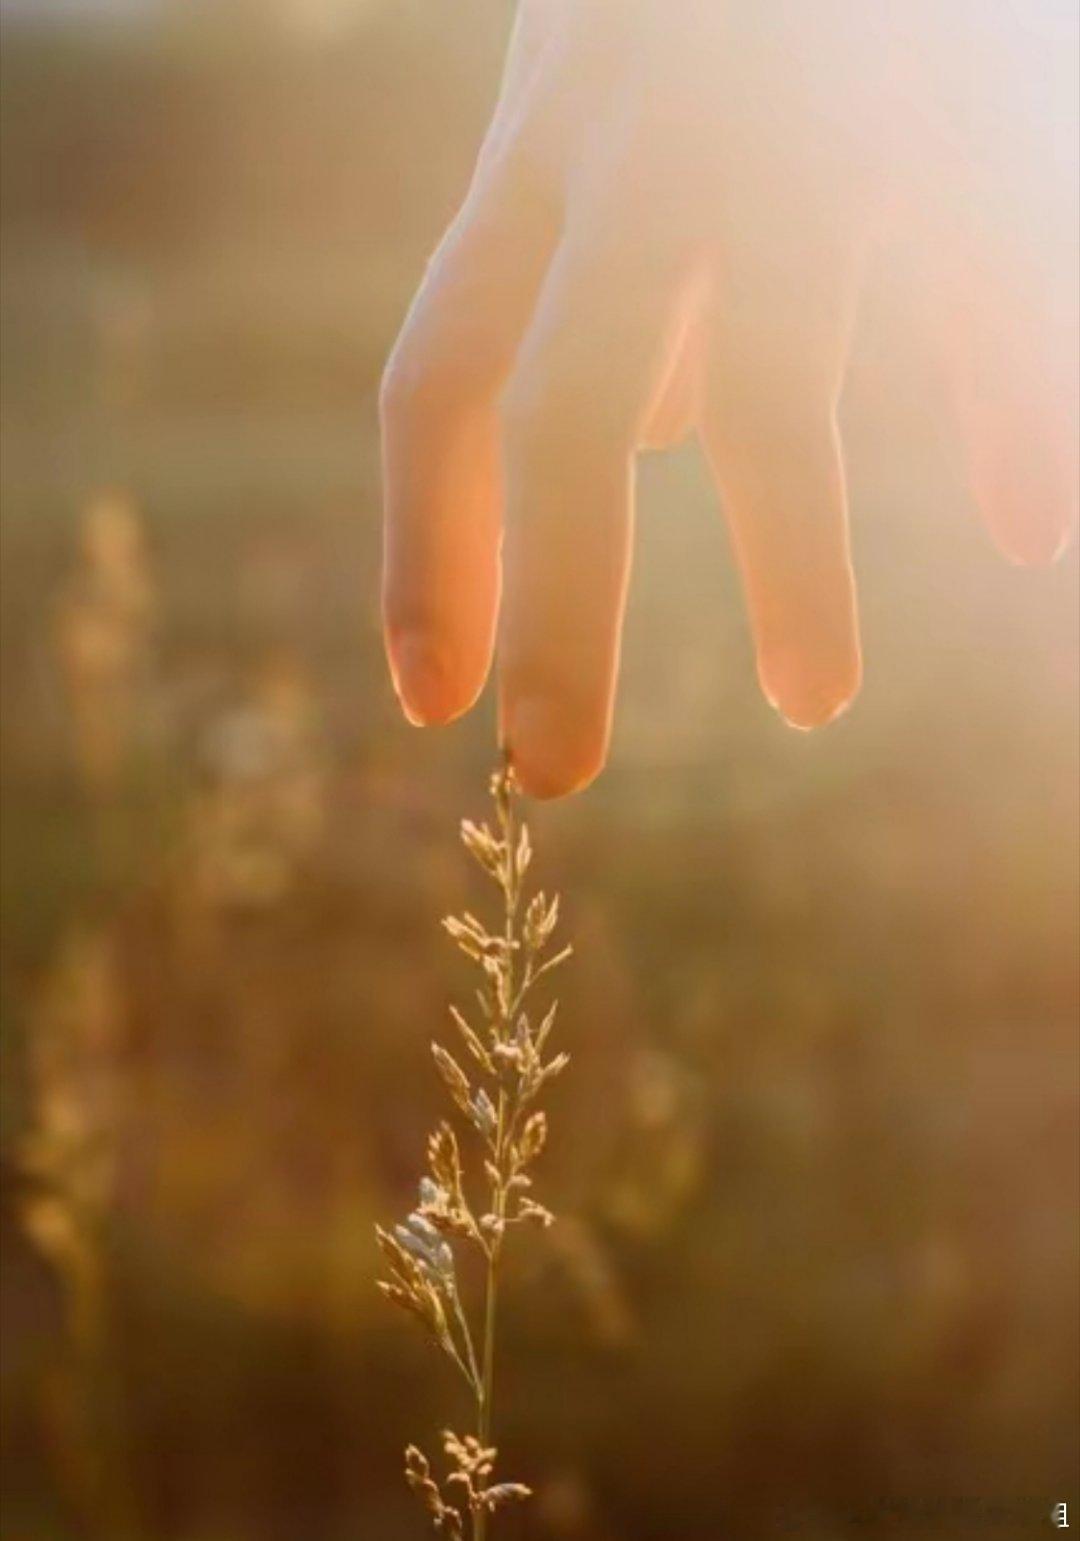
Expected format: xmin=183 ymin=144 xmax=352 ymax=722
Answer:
xmin=189 ymin=655 xmax=327 ymax=910
xmin=54 ymin=489 xmax=156 ymax=796
xmin=19 ymin=926 xmax=123 ymax=1349
xmin=376 ymin=761 xmax=571 ymax=1539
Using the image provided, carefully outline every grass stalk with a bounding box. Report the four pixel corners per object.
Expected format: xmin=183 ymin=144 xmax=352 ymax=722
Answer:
xmin=377 ymin=761 xmax=572 ymax=1538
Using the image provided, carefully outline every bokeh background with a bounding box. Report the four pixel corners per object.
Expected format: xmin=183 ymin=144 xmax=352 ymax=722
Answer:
xmin=1 ymin=3 xmax=1078 ymax=1538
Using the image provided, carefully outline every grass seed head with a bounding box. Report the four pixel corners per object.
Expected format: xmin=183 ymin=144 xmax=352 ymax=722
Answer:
xmin=376 ymin=763 xmax=570 ymax=1536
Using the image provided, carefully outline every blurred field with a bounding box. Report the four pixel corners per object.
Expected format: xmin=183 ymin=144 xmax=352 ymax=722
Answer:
xmin=1 ymin=4 xmax=1078 ymax=1539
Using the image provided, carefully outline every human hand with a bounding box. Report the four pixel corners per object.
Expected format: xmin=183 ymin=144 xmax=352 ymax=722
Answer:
xmin=380 ymin=0 xmax=1078 ymax=797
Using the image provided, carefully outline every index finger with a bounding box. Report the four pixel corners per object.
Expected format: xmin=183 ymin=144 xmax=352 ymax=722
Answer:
xmin=380 ymin=55 xmax=564 ymax=725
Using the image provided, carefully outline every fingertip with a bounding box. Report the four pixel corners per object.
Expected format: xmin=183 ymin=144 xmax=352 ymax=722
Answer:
xmin=501 ymin=695 xmax=607 ymax=799
xmin=387 ymin=633 xmax=483 ymax=728
xmin=776 ymin=689 xmax=858 ymax=732
xmin=963 ymin=388 xmax=1079 ymax=571
xmin=985 ymin=515 xmax=1075 ymax=570
xmin=974 ymin=453 xmax=1077 ymax=567
xmin=758 ymin=648 xmax=862 ymax=732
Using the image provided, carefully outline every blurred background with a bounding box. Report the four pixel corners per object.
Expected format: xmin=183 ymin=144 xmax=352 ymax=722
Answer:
xmin=1 ymin=2 xmax=1077 ymax=1538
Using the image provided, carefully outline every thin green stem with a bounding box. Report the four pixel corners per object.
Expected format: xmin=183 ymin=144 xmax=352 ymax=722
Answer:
xmin=449 ymin=1283 xmax=482 ymax=1400
xmin=473 ymin=765 xmax=520 ymax=1541
xmin=479 ymin=1238 xmax=499 ymax=1448
xmin=447 ymin=1336 xmax=480 ymax=1399
xmin=474 ymin=1084 xmax=508 ymax=1541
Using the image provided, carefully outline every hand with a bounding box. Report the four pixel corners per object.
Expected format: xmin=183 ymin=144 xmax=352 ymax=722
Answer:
xmin=380 ymin=0 xmax=1078 ymax=797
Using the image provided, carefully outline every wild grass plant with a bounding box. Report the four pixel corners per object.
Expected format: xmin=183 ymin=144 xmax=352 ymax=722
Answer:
xmin=376 ymin=761 xmax=572 ymax=1539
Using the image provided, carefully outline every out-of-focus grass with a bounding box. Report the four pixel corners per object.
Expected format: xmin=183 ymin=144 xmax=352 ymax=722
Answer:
xmin=1 ymin=6 xmax=1078 ymax=1540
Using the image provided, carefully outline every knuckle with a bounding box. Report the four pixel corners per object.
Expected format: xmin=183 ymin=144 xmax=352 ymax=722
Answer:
xmin=379 ymin=336 xmax=454 ymax=426
xmin=380 ymin=290 xmax=483 ymax=426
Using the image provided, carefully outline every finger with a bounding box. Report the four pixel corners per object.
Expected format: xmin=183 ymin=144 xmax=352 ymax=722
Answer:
xmin=932 ymin=0 xmax=1079 ymax=565
xmin=481 ymin=0 xmax=561 ymax=160
xmin=380 ymin=107 xmax=560 ymax=728
xmin=701 ymin=177 xmax=867 ymax=732
xmin=499 ymin=161 xmax=697 ymax=797
xmin=948 ymin=258 xmax=1078 ymax=567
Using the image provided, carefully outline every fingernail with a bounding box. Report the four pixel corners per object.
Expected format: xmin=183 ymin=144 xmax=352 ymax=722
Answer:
xmin=987 ymin=517 xmax=1072 ymax=569
xmin=389 ymin=634 xmax=459 ymax=727
xmin=759 ymin=649 xmax=862 ymax=733
xmin=503 ymin=695 xmax=604 ymax=799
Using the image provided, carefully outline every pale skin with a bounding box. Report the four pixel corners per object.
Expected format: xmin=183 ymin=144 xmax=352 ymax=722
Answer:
xmin=380 ymin=0 xmax=1079 ymax=798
